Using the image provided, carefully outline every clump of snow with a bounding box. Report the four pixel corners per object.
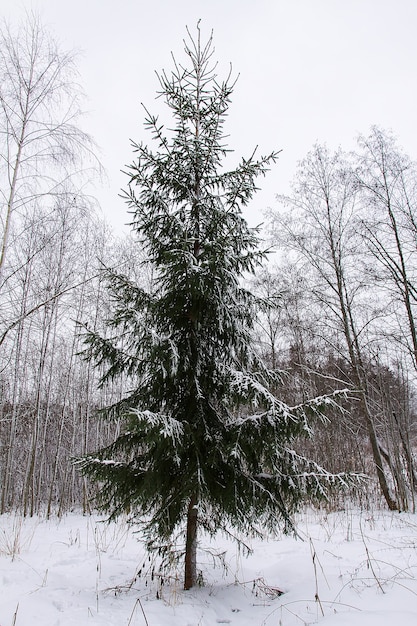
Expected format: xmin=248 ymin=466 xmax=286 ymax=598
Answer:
xmin=1 ymin=507 xmax=417 ymax=625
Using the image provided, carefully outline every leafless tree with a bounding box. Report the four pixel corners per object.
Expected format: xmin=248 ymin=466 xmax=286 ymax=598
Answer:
xmin=355 ymin=127 xmax=417 ymax=373
xmin=0 ymin=12 xmax=96 ymax=283
xmin=0 ymin=13 xmax=110 ymax=515
xmin=270 ymin=144 xmax=402 ymax=510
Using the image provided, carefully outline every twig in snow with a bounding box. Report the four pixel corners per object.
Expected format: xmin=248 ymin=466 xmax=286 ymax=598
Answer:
xmin=11 ymin=603 xmax=19 ymax=626
xmin=128 ymin=597 xmax=149 ymax=626
xmin=359 ymin=520 xmax=385 ymax=594
xmin=309 ymin=537 xmax=326 ymax=617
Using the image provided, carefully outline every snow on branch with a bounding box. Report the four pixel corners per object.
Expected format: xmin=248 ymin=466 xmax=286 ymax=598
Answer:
xmin=130 ymin=409 xmax=184 ymax=442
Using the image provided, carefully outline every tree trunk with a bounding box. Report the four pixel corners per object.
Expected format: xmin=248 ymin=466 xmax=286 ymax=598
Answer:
xmin=184 ymin=494 xmax=198 ymax=590
xmin=361 ymin=396 xmax=399 ymax=511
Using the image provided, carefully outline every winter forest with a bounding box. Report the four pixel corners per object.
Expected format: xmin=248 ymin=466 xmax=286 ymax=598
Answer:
xmin=1 ymin=13 xmax=417 ymax=623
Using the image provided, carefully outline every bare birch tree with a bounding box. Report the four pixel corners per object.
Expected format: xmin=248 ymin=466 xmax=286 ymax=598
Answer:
xmin=0 ymin=12 xmax=96 ymax=284
xmin=270 ymin=144 xmax=401 ymax=510
xmin=0 ymin=13 xmax=107 ymax=514
xmin=355 ymin=127 xmax=417 ymax=372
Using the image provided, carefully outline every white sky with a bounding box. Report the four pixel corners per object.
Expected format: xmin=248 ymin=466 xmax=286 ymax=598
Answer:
xmin=4 ymin=0 xmax=417 ymax=232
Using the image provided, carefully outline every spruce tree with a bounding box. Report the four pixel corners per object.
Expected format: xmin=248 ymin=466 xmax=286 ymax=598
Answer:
xmin=77 ymin=26 xmax=351 ymax=590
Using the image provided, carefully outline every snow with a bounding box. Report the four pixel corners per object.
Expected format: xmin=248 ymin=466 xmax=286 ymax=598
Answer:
xmin=1 ymin=507 xmax=417 ymax=625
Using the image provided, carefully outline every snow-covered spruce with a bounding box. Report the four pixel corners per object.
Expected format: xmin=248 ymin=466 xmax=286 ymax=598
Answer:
xmin=76 ymin=25 xmax=359 ymax=590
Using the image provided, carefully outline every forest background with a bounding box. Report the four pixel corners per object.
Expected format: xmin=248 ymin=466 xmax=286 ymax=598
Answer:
xmin=2 ymin=2 xmax=417 ymax=519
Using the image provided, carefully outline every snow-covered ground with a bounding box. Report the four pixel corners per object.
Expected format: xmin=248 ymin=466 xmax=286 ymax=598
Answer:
xmin=1 ymin=507 xmax=417 ymax=625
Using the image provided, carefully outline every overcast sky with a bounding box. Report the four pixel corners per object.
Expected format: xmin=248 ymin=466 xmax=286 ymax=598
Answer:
xmin=4 ymin=0 xmax=417 ymax=232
